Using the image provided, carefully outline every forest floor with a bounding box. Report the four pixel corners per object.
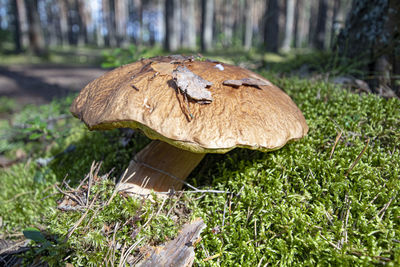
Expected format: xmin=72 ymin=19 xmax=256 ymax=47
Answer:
xmin=0 ymin=64 xmax=106 ymax=107
xmin=1 ymin=51 xmax=399 ymax=266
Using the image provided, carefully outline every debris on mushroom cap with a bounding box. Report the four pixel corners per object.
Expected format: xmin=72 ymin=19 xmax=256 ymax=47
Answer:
xmin=172 ymin=66 xmax=213 ymax=103
xmin=168 ymin=54 xmax=195 ymax=64
xmin=214 ymin=64 xmax=224 ymax=71
xmin=70 ymin=56 xmax=308 ymax=154
xmin=151 ymin=62 xmax=175 ymax=76
xmin=223 ymin=77 xmax=272 ymax=89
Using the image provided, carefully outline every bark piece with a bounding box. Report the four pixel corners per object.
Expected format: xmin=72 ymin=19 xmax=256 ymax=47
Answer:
xmin=172 ymin=66 xmax=213 ymax=103
xmin=223 ymin=77 xmax=272 ymax=89
xmin=136 ymin=219 xmax=206 ymax=267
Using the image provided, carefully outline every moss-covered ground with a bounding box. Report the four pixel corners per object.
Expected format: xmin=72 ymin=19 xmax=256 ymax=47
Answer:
xmin=0 ymin=54 xmax=399 ymax=266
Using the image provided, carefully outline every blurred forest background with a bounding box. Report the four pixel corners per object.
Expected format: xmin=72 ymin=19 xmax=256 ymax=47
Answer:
xmin=0 ymin=0 xmax=399 ymax=96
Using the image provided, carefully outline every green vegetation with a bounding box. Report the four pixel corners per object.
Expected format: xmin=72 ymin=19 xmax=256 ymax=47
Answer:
xmin=0 ymin=47 xmax=111 ymax=66
xmin=0 ymin=97 xmax=17 ymax=114
xmin=0 ymin=53 xmax=399 ymax=265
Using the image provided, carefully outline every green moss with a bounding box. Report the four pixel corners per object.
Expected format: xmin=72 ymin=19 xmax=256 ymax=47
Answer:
xmin=1 ymin=72 xmax=399 ymax=265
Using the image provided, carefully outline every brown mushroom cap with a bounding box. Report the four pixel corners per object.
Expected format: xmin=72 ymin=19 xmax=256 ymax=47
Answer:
xmin=71 ymin=56 xmax=308 ymax=153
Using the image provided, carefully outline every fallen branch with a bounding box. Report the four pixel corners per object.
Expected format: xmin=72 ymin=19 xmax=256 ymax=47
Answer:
xmin=136 ymin=219 xmax=205 ymax=267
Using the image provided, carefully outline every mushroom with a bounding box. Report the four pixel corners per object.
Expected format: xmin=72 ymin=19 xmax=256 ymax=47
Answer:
xmin=70 ymin=55 xmax=308 ymax=195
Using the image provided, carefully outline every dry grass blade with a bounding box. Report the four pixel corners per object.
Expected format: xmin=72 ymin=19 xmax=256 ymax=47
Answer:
xmin=111 ymin=222 xmax=120 ymax=264
xmin=320 ymin=234 xmax=340 ymax=250
xmin=4 ymin=191 xmax=34 ymax=203
xmin=345 ymin=138 xmax=370 ymax=177
xmin=87 ymin=161 xmax=96 ymax=206
xmin=338 ymin=197 xmax=352 ymax=249
xmin=118 ymin=237 xmax=145 ymax=267
xmin=158 ymin=189 xmax=229 ymax=194
xmin=330 ymin=131 xmax=342 ymax=159
xmin=142 ymin=196 xmax=168 ymax=229
xmin=377 ymin=194 xmax=396 ymax=220
xmin=103 ymin=222 xmax=120 ymax=267
xmin=0 ymin=240 xmax=28 ymax=255
xmin=203 ymin=253 xmax=221 ymax=262
xmin=108 ymin=169 xmax=136 ymax=206
xmin=222 ymin=197 xmax=228 ymax=228
xmin=256 ymin=255 xmax=265 ymax=267
xmin=64 ymin=191 xmax=99 ymax=241
xmin=55 ymin=184 xmax=85 ymax=206
xmin=167 ymin=191 xmax=184 ymax=217
xmin=349 ymin=251 xmax=391 ymax=263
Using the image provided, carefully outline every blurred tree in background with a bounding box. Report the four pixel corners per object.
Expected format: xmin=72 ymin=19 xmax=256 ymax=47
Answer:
xmin=336 ymin=0 xmax=400 ymax=96
xmin=0 ymin=0 xmax=398 ymax=95
xmin=1 ymin=0 xmax=352 ymax=53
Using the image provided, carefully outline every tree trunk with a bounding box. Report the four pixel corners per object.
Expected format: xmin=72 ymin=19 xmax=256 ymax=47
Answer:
xmin=336 ymin=0 xmax=400 ymax=97
xmin=329 ymin=0 xmax=340 ymax=48
xmin=165 ymin=0 xmax=180 ymax=51
xmin=282 ymin=0 xmax=296 ymax=51
xmin=109 ymin=0 xmax=117 ymax=47
xmin=175 ymin=0 xmax=182 ymax=47
xmin=308 ymin=0 xmax=318 ymax=47
xmin=115 ymin=0 xmax=129 ymax=47
xmin=58 ymin=0 xmax=69 ymax=47
xmin=102 ymin=0 xmax=117 ymax=47
xmin=182 ymin=0 xmax=196 ymax=49
xmin=133 ymin=0 xmax=144 ymax=46
xmin=11 ymin=0 xmax=22 ymax=52
xmin=387 ymin=0 xmax=400 ymax=95
xmin=45 ymin=1 xmax=58 ymax=47
xmin=293 ymin=0 xmax=310 ymax=48
xmin=16 ymin=0 xmax=29 ymax=49
xmin=96 ymin=17 xmax=105 ymax=47
xmin=25 ymin=0 xmax=46 ymax=56
xmin=264 ymin=0 xmax=280 ymax=52
xmin=76 ymin=0 xmax=88 ymax=47
xmin=156 ymin=0 xmax=165 ymax=45
xmin=243 ymin=0 xmax=253 ymax=50
xmin=313 ymin=0 xmax=328 ymax=49
xmin=222 ymin=0 xmax=234 ymax=47
xmin=201 ymin=0 xmax=214 ymax=51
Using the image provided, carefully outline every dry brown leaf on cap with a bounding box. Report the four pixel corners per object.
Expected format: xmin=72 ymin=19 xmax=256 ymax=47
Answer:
xmin=151 ymin=62 xmax=175 ymax=76
xmin=223 ymin=77 xmax=272 ymax=89
xmin=172 ymin=66 xmax=213 ymax=103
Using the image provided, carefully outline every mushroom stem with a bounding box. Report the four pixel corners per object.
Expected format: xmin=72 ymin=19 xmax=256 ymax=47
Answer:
xmin=118 ymin=140 xmax=205 ymax=195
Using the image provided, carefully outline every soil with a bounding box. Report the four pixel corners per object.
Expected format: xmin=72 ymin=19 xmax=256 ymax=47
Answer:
xmin=0 ymin=64 xmax=107 ymax=107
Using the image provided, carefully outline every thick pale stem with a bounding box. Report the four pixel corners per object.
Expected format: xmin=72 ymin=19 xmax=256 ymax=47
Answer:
xmin=118 ymin=140 xmax=205 ymax=195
